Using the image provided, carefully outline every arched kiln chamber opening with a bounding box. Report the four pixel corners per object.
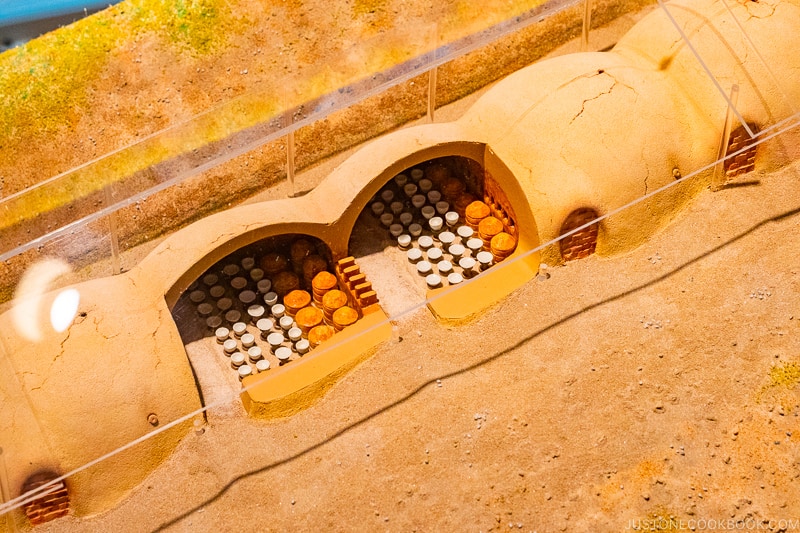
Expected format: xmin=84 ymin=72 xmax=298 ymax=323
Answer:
xmin=171 ymin=234 xmax=377 ymax=396
xmin=348 ymin=155 xmax=521 ymax=315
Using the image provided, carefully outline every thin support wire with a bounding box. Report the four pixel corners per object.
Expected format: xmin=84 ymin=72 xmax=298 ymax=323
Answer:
xmin=656 ymin=0 xmax=754 ymax=138
xmin=713 ymin=84 xmax=740 ymax=191
xmin=581 ymin=0 xmax=592 ymax=52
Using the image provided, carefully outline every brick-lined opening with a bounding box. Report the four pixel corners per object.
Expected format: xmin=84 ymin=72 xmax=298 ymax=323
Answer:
xmin=560 ymin=208 xmax=599 ymax=261
xmin=21 ymin=471 xmax=69 ymax=526
xmin=724 ymin=122 xmax=760 ymax=179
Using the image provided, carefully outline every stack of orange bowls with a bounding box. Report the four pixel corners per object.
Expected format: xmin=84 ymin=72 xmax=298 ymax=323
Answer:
xmin=302 ymin=255 xmax=328 ymax=289
xmin=465 ymin=201 xmax=491 ymax=229
xmin=332 ymin=306 xmax=359 ymax=331
xmin=490 ymin=232 xmax=517 ymax=263
xmin=441 ymin=177 xmax=465 ymax=202
xmin=311 ymin=271 xmax=338 ymax=306
xmin=308 ymin=324 xmax=336 ymax=347
xmin=478 ymin=216 xmax=504 ymax=250
xmin=272 ymin=271 xmax=300 ymax=297
xmin=296 ymin=306 xmax=324 ymax=335
xmin=260 ymin=252 xmax=288 ymax=276
xmin=283 ymin=289 xmax=311 ymax=318
xmin=322 ymin=289 xmax=348 ymax=325
xmin=454 ymin=192 xmax=476 ymax=217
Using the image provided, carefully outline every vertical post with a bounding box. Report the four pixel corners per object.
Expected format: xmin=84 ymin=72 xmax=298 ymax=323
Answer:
xmin=581 ymin=0 xmax=593 ymax=52
xmin=427 ymin=67 xmax=438 ymax=123
xmin=286 ymin=127 xmax=296 ymax=198
xmin=105 ymin=189 xmax=121 ymax=275
xmin=0 ymin=447 xmax=19 ymax=532
xmin=713 ymin=84 xmax=740 ymax=191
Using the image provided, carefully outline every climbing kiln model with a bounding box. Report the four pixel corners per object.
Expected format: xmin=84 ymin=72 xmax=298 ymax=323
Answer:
xmin=2 ymin=0 xmax=800 ymax=523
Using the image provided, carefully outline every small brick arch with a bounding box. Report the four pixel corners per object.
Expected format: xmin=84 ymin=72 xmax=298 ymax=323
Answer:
xmin=21 ymin=471 xmax=69 ymax=526
xmin=724 ymin=122 xmax=760 ymax=179
xmin=560 ymin=208 xmax=599 ymax=261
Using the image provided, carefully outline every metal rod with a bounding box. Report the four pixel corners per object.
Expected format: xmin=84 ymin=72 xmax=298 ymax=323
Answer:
xmin=581 ymin=0 xmax=593 ymax=52
xmin=713 ymin=84 xmax=740 ymax=191
xmin=286 ymin=130 xmax=296 ymax=198
xmin=656 ymin=0 xmax=754 ymax=138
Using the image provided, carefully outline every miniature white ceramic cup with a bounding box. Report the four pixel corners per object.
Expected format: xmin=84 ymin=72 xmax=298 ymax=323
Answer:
xmin=435 ymin=201 xmax=449 ymax=215
xmin=459 ymin=257 xmax=477 ymax=277
xmin=267 ymin=332 xmax=285 ymax=351
xmin=256 ymin=359 xmax=271 ymax=372
xmin=206 ymin=315 xmax=222 ymax=329
xmin=457 ymin=225 xmax=474 ymax=239
xmin=389 ymin=223 xmax=404 ymax=238
xmin=276 ymin=346 xmax=292 ymax=363
xmin=279 ymin=315 xmax=294 ymax=331
xmin=449 ymin=244 xmax=466 ymax=259
xmin=410 ymin=169 xmax=424 ymax=181
xmin=421 ymin=206 xmax=436 ymax=220
xmin=427 ymin=247 xmax=443 ymax=262
xmin=295 ymin=339 xmax=310 ymax=355
xmin=247 ymin=346 xmax=263 ymax=362
xmin=477 ymin=251 xmax=494 ymax=270
xmin=238 ymin=365 xmax=252 ymax=380
xmin=399 ymin=212 xmax=413 ymax=226
xmin=223 ymin=339 xmax=238 ymax=355
xmin=232 ymin=321 xmax=247 ymax=338
xmin=241 ymin=333 xmax=255 ymax=349
xmin=371 ymin=202 xmax=385 ymax=217
xmin=247 ymin=304 xmax=265 ymax=323
xmin=418 ymin=178 xmax=432 ymax=193
xmin=203 ymin=274 xmax=218 ymax=286
xmin=381 ymin=189 xmax=395 ymax=203
xmin=418 ymin=236 xmax=434 ymax=249
xmin=231 ymin=352 xmax=246 ymax=368
xmin=216 ymin=298 xmax=233 ymax=312
xmin=404 ymin=183 xmax=418 ymax=198
xmin=447 ymin=273 xmax=464 ymax=285
xmin=390 ymin=201 xmax=404 ymax=215
xmin=288 ymin=327 xmax=303 ymax=342
xmin=231 ymin=276 xmax=248 ymax=290
xmin=417 ymin=260 xmax=432 ymax=275
xmin=397 ymin=234 xmax=412 ymax=249
xmin=411 ymin=194 xmax=426 ymax=209
xmin=271 ymin=304 xmax=285 ymax=319
xmin=426 ymin=274 xmax=442 ymax=288
xmin=209 ymin=285 xmax=225 ymax=298
xmin=257 ymin=279 xmax=272 ymax=294
xmin=249 ymin=268 xmax=264 ymax=282
xmin=225 ymin=309 xmax=241 ymax=324
xmin=190 ymin=290 xmax=206 ymax=303
xmin=437 ymin=260 xmax=453 ymax=275
xmin=407 ymin=248 xmax=423 ymax=263
xmin=409 ymin=223 xmax=423 ymax=237
xmin=395 ymin=174 xmax=408 ymax=187
xmin=239 ymin=290 xmax=256 ymax=305
xmin=223 ymin=264 xmax=240 ymax=277
xmin=264 ymin=292 xmax=279 ymax=306
xmin=427 ymin=190 xmax=441 ymax=204
xmin=466 ymin=238 xmax=484 ymax=253
xmin=241 ymin=257 xmax=256 ymax=271
xmin=215 ymin=327 xmax=230 ymax=343
xmin=256 ymin=318 xmax=274 ymax=338
xmin=380 ymin=213 xmax=394 ymax=227
xmin=429 ymin=217 xmax=444 ymax=232
xmin=438 ymin=231 xmax=455 ymax=246
xmin=197 ymin=303 xmax=214 ymax=317
xmin=445 ymin=211 xmax=459 ymax=227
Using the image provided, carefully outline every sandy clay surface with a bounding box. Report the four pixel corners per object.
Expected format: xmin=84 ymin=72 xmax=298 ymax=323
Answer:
xmin=25 ymin=137 xmax=800 ymax=531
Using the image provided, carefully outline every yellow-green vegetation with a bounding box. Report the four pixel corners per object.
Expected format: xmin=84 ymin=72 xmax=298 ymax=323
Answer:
xmin=761 ymin=361 xmax=800 ymax=394
xmin=0 ymin=0 xmax=552 ymax=243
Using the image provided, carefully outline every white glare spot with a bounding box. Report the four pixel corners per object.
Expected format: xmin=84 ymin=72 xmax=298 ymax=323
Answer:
xmin=50 ymin=289 xmax=80 ymax=333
